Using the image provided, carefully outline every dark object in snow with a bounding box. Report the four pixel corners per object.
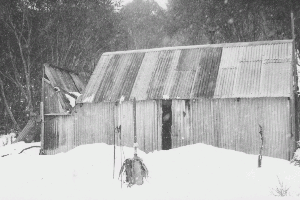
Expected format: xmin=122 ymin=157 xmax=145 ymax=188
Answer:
xmin=119 ymin=156 xmax=148 ymax=187
xmin=1 ymin=145 xmax=40 ymax=157
xmin=113 ymin=125 xmax=121 ymax=179
xmin=18 ymin=146 xmax=40 ymax=154
xmin=118 ymin=98 xmax=149 ymax=187
xmin=39 ymin=148 xmax=45 ymax=155
xmin=290 ymin=142 xmax=300 ymax=166
xmin=258 ymin=125 xmax=263 ymax=168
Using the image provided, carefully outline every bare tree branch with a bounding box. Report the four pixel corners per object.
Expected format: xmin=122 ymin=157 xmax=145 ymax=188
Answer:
xmin=0 ymin=76 xmax=20 ymax=131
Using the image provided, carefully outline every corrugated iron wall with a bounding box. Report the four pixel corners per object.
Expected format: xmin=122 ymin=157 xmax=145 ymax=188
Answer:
xmin=136 ymin=100 xmax=162 ymax=152
xmin=44 ymin=98 xmax=294 ymax=159
xmin=44 ymin=101 xmax=162 ymax=154
xmin=191 ymin=99 xmax=215 ymax=146
xmin=171 ymin=98 xmax=294 ymax=160
xmin=44 ymin=115 xmax=74 ymax=155
xmin=171 ymin=100 xmax=192 ymax=148
xmin=44 ymin=81 xmax=64 ymax=114
xmin=213 ymin=98 xmax=294 ymax=159
xmin=74 ymin=103 xmax=115 ymax=147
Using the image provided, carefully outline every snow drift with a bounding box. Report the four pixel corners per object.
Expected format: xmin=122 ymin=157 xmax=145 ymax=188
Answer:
xmin=0 ymin=142 xmax=300 ymax=200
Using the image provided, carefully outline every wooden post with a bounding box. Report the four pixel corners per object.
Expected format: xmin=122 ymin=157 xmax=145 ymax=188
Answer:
xmin=133 ymin=97 xmax=137 ymax=157
xmin=291 ymin=8 xmax=299 ymax=156
xmin=41 ymin=64 xmax=45 ymax=151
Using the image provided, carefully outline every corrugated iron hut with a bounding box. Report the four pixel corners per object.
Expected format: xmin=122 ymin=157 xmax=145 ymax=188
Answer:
xmin=42 ymin=64 xmax=87 ymax=153
xmin=42 ymin=40 xmax=299 ymax=160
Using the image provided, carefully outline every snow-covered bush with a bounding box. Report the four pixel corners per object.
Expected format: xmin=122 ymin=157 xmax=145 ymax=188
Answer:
xmin=290 ymin=141 xmax=300 ymax=166
xmin=0 ymin=133 xmax=17 ymax=147
xmin=271 ymin=176 xmax=290 ymax=197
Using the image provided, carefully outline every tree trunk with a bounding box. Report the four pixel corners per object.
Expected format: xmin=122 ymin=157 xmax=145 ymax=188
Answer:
xmin=0 ymin=77 xmax=20 ymax=131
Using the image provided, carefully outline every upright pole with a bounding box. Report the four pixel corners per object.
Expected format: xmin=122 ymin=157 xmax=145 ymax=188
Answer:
xmin=292 ymin=11 xmax=295 ymax=41
xmin=41 ymin=64 xmax=45 ymax=152
xmin=291 ymin=7 xmax=300 ymax=154
xmin=133 ymin=98 xmax=137 ymax=157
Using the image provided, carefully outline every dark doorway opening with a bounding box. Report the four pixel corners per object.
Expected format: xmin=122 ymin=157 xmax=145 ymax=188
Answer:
xmin=162 ymin=100 xmax=172 ymax=150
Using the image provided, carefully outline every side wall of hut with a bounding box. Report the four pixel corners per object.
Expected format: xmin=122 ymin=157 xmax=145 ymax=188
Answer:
xmin=171 ymin=97 xmax=295 ymax=160
xmin=44 ymin=100 xmax=162 ymax=154
xmin=44 ymin=97 xmax=295 ymax=160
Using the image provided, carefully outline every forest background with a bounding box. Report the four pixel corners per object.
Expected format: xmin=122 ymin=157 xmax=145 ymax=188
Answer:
xmin=0 ymin=0 xmax=299 ymax=136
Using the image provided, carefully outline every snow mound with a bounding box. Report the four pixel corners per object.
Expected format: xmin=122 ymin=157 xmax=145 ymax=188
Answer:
xmin=0 ymin=141 xmax=40 ymax=157
xmin=0 ymin=143 xmax=300 ymax=200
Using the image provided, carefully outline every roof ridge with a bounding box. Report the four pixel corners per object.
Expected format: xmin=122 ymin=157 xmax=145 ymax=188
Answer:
xmin=103 ymin=40 xmax=293 ymax=56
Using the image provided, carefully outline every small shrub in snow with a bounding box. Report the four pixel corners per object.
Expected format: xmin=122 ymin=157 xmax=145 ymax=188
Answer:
xmin=0 ymin=133 xmax=17 ymax=147
xmin=271 ymin=176 xmax=290 ymax=197
xmin=290 ymin=141 xmax=300 ymax=166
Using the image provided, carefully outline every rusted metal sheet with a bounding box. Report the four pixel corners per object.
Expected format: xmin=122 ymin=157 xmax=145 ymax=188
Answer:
xmin=79 ymin=40 xmax=293 ymax=102
xmin=44 ymin=64 xmax=85 ymax=93
xmin=147 ymin=50 xmax=178 ymax=99
xmin=44 ymin=116 xmax=61 ymax=155
xmin=70 ymin=73 xmax=86 ymax=93
xmin=213 ymin=98 xmax=294 ymax=160
xmin=191 ymin=48 xmax=222 ymax=98
xmin=90 ymin=53 xmax=145 ymax=102
xmin=80 ymin=54 xmax=113 ymax=103
xmin=190 ymin=98 xmax=215 ymax=146
xmin=44 ymin=115 xmax=75 ymax=155
xmin=214 ymin=42 xmax=293 ymax=98
xmin=130 ymin=52 xmax=161 ymax=100
xmin=44 ymin=64 xmax=87 ymax=115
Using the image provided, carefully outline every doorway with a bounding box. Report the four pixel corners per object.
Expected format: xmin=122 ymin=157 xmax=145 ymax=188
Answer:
xmin=162 ymin=100 xmax=172 ymax=150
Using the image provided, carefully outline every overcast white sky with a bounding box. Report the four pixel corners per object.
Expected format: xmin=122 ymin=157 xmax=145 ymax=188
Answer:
xmin=121 ymin=0 xmax=168 ymax=9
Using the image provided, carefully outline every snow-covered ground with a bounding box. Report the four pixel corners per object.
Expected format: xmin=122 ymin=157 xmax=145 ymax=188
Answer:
xmin=0 ymin=142 xmax=300 ymax=200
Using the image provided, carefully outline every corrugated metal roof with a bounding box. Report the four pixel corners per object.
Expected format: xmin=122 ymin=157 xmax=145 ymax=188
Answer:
xmin=79 ymin=40 xmax=293 ymax=103
xmin=44 ymin=64 xmax=86 ymax=93
xmin=214 ymin=42 xmax=293 ymax=98
xmin=44 ymin=64 xmax=87 ymax=113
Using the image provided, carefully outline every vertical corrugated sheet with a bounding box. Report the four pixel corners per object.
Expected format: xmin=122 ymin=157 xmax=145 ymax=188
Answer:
xmin=214 ymin=43 xmax=292 ymax=98
xmin=136 ymin=100 xmax=162 ymax=153
xmin=213 ymin=46 xmax=241 ymax=98
xmin=115 ymin=101 xmax=134 ymax=148
xmin=191 ymin=48 xmax=222 ymax=98
xmin=80 ymin=54 xmax=113 ymax=102
xmin=44 ymin=98 xmax=295 ymax=159
xmin=74 ymin=103 xmax=115 ymax=147
xmin=260 ymin=62 xmax=291 ymax=97
xmin=190 ymin=98 xmax=215 ymax=146
xmin=44 ymin=81 xmax=65 ymax=114
xmin=213 ymin=98 xmax=293 ymax=159
xmin=70 ymin=73 xmax=86 ymax=93
xmin=45 ymin=67 xmax=79 ymax=92
xmin=44 ymin=115 xmax=75 ymax=155
xmin=130 ymin=52 xmax=160 ymax=100
xmin=171 ymin=100 xmax=192 ymax=148
xmin=92 ymin=53 xmax=145 ymax=102
xmin=147 ymin=50 xmax=177 ymax=99
xmin=161 ymin=50 xmax=181 ymax=98
xmin=233 ymin=61 xmax=262 ymax=97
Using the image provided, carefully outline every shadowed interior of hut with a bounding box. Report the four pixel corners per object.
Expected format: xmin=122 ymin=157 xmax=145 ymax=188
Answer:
xmin=162 ymin=100 xmax=172 ymax=150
